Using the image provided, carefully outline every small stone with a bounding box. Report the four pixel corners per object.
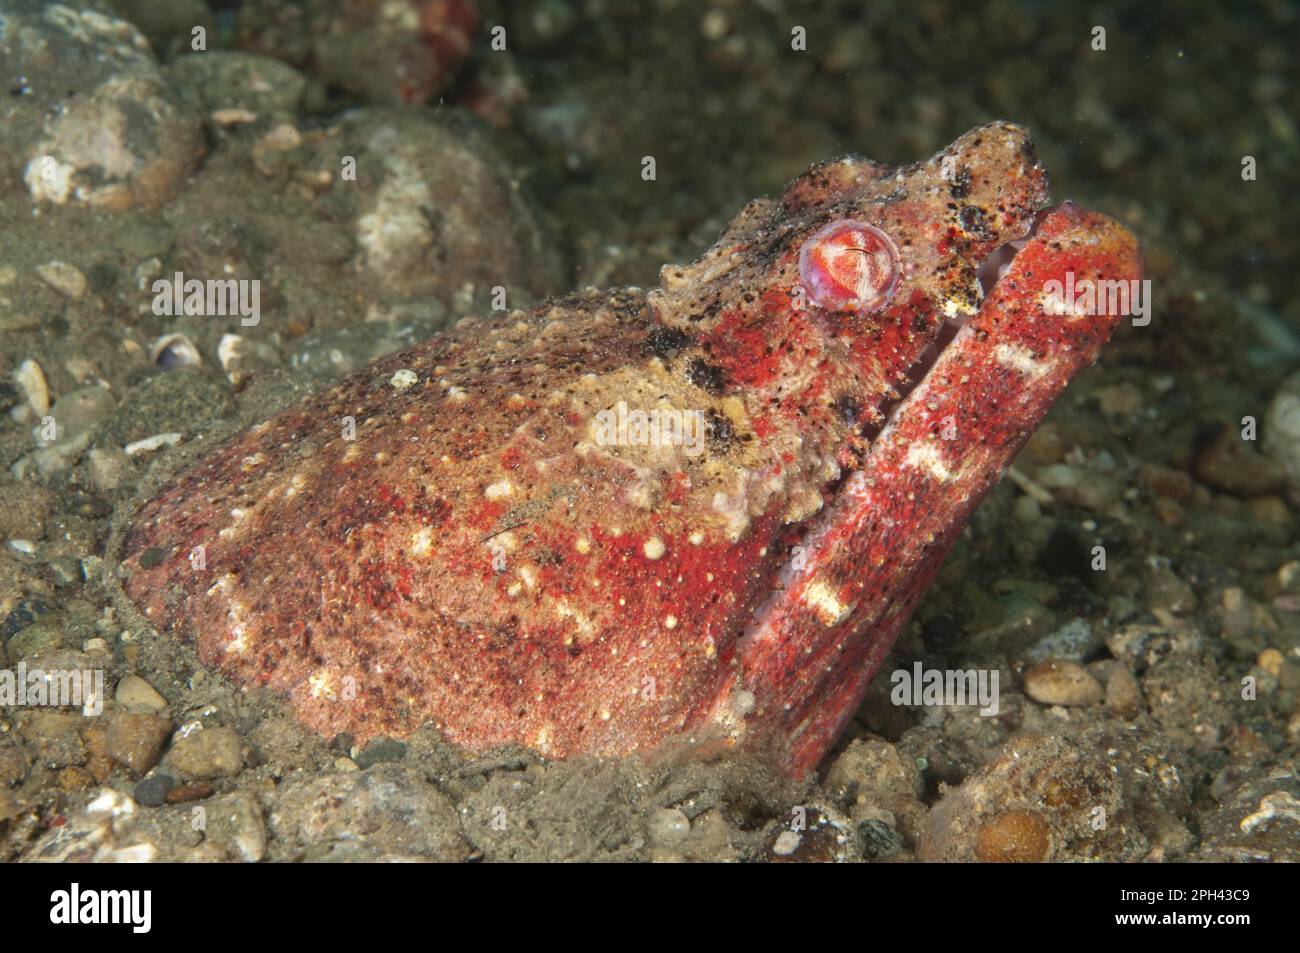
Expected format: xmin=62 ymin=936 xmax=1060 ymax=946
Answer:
xmin=7 ymin=619 xmax=65 ymax=659
xmin=1195 ymin=425 xmax=1283 ymax=497
xmin=647 ymin=807 xmax=691 ymax=846
xmin=115 ymin=674 xmax=168 ymax=713
xmin=57 ymin=766 xmax=96 ymax=793
xmin=1024 ymin=617 xmax=1101 ymax=664
xmin=1257 ymin=647 xmax=1284 ymax=678
xmin=17 ymin=711 xmax=86 ymax=768
xmin=353 ymin=736 xmax=407 ymax=769
xmin=1023 ymin=659 xmax=1103 ymax=707
xmin=13 ymin=359 xmax=50 ymax=417
xmin=203 ymin=792 xmax=266 ymax=862
xmin=48 ymin=557 xmax=83 ymax=589
xmin=167 ymin=725 xmax=245 ymax=779
xmin=1103 ymin=665 xmax=1144 ymax=719
xmin=858 ymin=818 xmax=904 ymax=859
xmin=974 ymin=810 xmax=1050 ymax=862
xmin=771 ymin=830 xmax=801 ymax=855
xmin=35 ymin=261 xmax=88 ymax=299
xmin=80 ymin=721 xmax=114 ymax=783
xmin=106 ymin=711 xmax=171 ymax=774
xmin=132 ymin=772 xmax=176 ymax=807
xmin=86 ymin=447 xmax=134 ymax=494
xmin=1 ymin=0 xmax=206 ymax=210
xmin=1 ymin=597 xmax=50 ymax=639
xmin=165 ymin=780 xmax=215 ymax=804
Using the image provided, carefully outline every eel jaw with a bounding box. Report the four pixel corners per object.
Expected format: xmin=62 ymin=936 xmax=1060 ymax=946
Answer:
xmin=708 ymin=202 xmax=1143 ymax=777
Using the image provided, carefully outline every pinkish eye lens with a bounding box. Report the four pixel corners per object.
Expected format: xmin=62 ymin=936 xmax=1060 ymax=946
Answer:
xmin=798 ymin=219 xmax=901 ymax=313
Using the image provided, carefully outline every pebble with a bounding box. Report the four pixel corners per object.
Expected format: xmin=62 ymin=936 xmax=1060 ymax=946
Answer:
xmin=35 ymin=261 xmax=88 ymax=299
xmin=1103 ymin=665 xmax=1145 ymax=719
xmin=46 ymin=386 xmax=116 ymax=445
xmin=1023 ymin=617 xmax=1101 ymax=663
xmin=165 ymin=780 xmax=215 ymax=804
xmin=646 ymin=807 xmax=691 ymax=846
xmin=974 ymin=810 xmax=1051 ymax=862
xmin=6 ymin=619 xmax=65 ymax=659
xmin=13 ymin=359 xmax=50 ymax=417
xmin=1023 ymin=659 xmax=1103 ymax=707
xmin=0 ymin=0 xmax=205 ymax=210
xmin=17 ymin=711 xmax=86 ymax=769
xmin=85 ymin=447 xmax=133 ymax=493
xmin=132 ymin=772 xmax=176 ymax=807
xmin=204 ymin=792 xmax=267 ymax=862
xmin=1194 ymin=425 xmax=1283 ymax=497
xmin=167 ymin=51 xmax=308 ymax=121
xmin=167 ymin=725 xmax=245 ymax=779
xmin=353 ymin=736 xmax=407 ymax=769
xmin=115 ymin=674 xmax=168 ymax=713
xmin=106 ymin=711 xmax=172 ymax=774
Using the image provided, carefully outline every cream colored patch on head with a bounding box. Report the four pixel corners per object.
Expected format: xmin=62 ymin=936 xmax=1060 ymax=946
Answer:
xmin=484 ymin=479 xmax=514 ymax=500
xmin=224 ymin=623 xmax=249 ymax=655
xmin=410 ymin=527 xmax=435 ymax=558
xmin=643 ymin=536 xmax=666 ymax=560
xmin=308 ymin=670 xmax=335 ymax=699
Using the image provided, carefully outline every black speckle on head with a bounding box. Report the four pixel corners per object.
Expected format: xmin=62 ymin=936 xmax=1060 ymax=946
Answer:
xmin=644 ymin=326 xmax=691 ymax=359
xmin=687 ymin=357 xmax=727 ymax=395
xmin=948 ymin=166 xmax=972 ymax=200
xmin=832 ymin=394 xmax=862 ymax=425
xmin=705 ymin=409 xmax=735 ymax=450
xmin=958 ymin=205 xmax=993 ymax=240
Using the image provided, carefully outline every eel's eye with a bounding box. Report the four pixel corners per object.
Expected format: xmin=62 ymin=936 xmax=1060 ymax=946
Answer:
xmin=798 ymin=219 xmax=901 ymax=313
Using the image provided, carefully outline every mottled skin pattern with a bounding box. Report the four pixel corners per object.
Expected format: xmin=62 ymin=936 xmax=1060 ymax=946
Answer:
xmin=122 ymin=123 xmax=1142 ymax=777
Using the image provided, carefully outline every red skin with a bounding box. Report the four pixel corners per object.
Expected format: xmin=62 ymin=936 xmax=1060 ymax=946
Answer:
xmin=120 ymin=124 xmax=1141 ymax=777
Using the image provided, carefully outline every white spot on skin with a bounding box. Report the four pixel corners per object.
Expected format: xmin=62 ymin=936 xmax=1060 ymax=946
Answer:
xmin=664 ymin=614 xmax=677 ymax=629
xmin=643 ymin=536 xmax=666 ymax=560
xmin=308 ymin=671 xmax=334 ymax=699
xmin=904 ymin=442 xmax=953 ymax=482
xmin=993 ymin=343 xmax=1055 ymax=380
xmin=390 ymin=369 xmax=418 ymax=390
xmin=411 ymin=527 xmax=434 ymax=557
xmin=575 ymin=536 xmax=592 ymax=555
xmin=803 ymin=578 xmax=853 ymax=626
xmin=225 ymin=623 xmax=249 ymax=655
xmin=484 ymin=479 xmax=514 ymax=500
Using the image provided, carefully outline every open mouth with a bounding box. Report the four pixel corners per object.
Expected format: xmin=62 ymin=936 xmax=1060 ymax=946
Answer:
xmin=735 ymin=213 xmax=1049 ymax=657
xmin=859 ymin=215 xmax=1043 ymax=445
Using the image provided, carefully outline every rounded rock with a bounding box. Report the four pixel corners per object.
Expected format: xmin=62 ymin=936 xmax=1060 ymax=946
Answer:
xmin=0 ymin=0 xmax=205 ymax=210
xmin=1023 ymin=660 xmax=1104 ymax=707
